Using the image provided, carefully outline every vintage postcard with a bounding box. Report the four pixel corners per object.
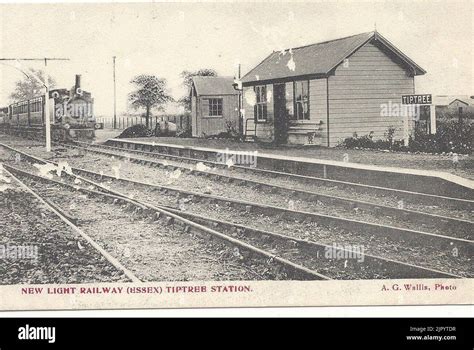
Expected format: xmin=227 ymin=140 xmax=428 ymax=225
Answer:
xmin=0 ymin=0 xmax=472 ymax=311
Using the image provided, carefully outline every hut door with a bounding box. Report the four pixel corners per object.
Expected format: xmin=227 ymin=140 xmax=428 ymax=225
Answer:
xmin=191 ymin=96 xmax=198 ymax=137
xmin=273 ymin=83 xmax=288 ymax=144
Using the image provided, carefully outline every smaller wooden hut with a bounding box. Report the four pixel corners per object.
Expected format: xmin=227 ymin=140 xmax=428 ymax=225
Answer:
xmin=190 ymin=76 xmax=240 ymax=137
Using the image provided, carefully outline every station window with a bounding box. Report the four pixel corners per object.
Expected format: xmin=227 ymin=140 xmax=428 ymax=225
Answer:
xmin=285 ymin=82 xmax=294 ymax=119
xmin=294 ymin=80 xmax=310 ymax=120
xmin=208 ymin=98 xmax=223 ymax=117
xmin=254 ymin=85 xmax=267 ymax=121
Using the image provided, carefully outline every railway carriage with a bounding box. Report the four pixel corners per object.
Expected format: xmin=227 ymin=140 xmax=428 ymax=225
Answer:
xmin=1 ymin=75 xmax=97 ymax=141
xmin=0 ymin=107 xmax=8 ymax=125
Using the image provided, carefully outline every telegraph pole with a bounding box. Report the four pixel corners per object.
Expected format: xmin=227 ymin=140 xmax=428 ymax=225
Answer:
xmin=232 ymin=63 xmax=243 ymax=135
xmin=0 ymin=57 xmax=69 ymax=152
xmin=113 ymin=56 xmax=117 ymax=129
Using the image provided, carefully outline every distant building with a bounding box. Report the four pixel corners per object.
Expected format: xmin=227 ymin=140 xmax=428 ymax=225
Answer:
xmin=190 ymin=76 xmax=240 ymax=137
xmin=433 ymin=95 xmax=474 ymax=115
xmin=240 ymin=31 xmax=427 ymax=146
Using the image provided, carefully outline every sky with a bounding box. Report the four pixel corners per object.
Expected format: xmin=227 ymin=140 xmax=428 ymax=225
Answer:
xmin=0 ymin=1 xmax=472 ymax=116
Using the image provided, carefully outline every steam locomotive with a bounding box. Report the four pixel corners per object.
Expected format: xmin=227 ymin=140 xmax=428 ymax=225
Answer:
xmin=0 ymin=75 xmax=97 ymax=141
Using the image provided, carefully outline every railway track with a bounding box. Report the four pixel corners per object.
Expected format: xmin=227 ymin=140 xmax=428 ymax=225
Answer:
xmin=3 ymin=135 xmax=472 ymax=218
xmin=72 ymin=165 xmax=474 ymax=250
xmin=3 ymin=163 xmax=462 ymax=280
xmin=3 ymin=163 xmax=332 ymax=281
xmin=72 ymin=140 xmax=474 ymax=212
xmin=0 ymin=141 xmax=470 ymax=279
xmin=43 ymin=141 xmax=473 ymax=240
xmin=3 ymin=167 xmax=140 ymax=283
xmin=3 ymin=141 xmax=472 ymax=248
xmin=66 ymin=141 xmax=474 ymax=218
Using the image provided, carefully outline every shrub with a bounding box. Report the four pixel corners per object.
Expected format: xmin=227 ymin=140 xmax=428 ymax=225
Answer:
xmin=117 ymin=124 xmax=153 ymax=138
xmin=339 ymin=120 xmax=473 ymax=154
xmin=176 ymin=126 xmax=192 ymax=138
xmin=225 ymin=120 xmax=240 ymax=137
xmin=410 ymin=120 xmax=473 ymax=154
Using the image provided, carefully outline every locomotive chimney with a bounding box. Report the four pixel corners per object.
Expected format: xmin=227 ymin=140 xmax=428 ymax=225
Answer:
xmin=75 ymin=75 xmax=81 ymax=90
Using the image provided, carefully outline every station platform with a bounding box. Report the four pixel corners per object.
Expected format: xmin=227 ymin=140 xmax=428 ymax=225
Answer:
xmin=104 ymin=137 xmax=474 ymax=200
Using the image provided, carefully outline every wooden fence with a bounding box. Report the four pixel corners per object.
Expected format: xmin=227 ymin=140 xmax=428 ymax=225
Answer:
xmin=97 ymin=115 xmax=191 ymax=130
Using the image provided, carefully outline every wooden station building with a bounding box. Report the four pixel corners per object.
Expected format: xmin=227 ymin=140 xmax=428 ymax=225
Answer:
xmin=190 ymin=76 xmax=240 ymax=138
xmin=240 ymin=31 xmax=427 ymax=146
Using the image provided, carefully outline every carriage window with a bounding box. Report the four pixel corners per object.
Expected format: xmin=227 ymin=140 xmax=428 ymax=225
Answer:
xmin=208 ymin=98 xmax=223 ymax=116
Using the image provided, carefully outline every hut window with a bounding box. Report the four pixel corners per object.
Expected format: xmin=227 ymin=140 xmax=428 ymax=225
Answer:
xmin=254 ymin=85 xmax=267 ymax=121
xmin=294 ymin=80 xmax=310 ymax=120
xmin=208 ymin=98 xmax=223 ymax=116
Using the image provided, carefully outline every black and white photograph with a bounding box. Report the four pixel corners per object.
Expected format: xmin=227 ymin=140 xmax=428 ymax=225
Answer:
xmin=0 ymin=0 xmax=472 ymax=310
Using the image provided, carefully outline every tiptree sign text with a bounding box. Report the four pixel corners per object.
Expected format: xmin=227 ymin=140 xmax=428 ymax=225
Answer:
xmin=401 ymin=94 xmax=432 ymax=105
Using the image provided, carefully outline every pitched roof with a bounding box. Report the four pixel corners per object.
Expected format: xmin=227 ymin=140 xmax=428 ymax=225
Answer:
xmin=191 ymin=76 xmax=239 ymax=96
xmin=241 ymin=31 xmax=426 ymax=84
xmin=433 ymin=95 xmax=474 ymax=106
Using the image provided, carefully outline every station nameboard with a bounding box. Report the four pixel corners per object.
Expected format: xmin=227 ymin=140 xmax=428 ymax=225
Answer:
xmin=401 ymin=94 xmax=432 ymax=105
